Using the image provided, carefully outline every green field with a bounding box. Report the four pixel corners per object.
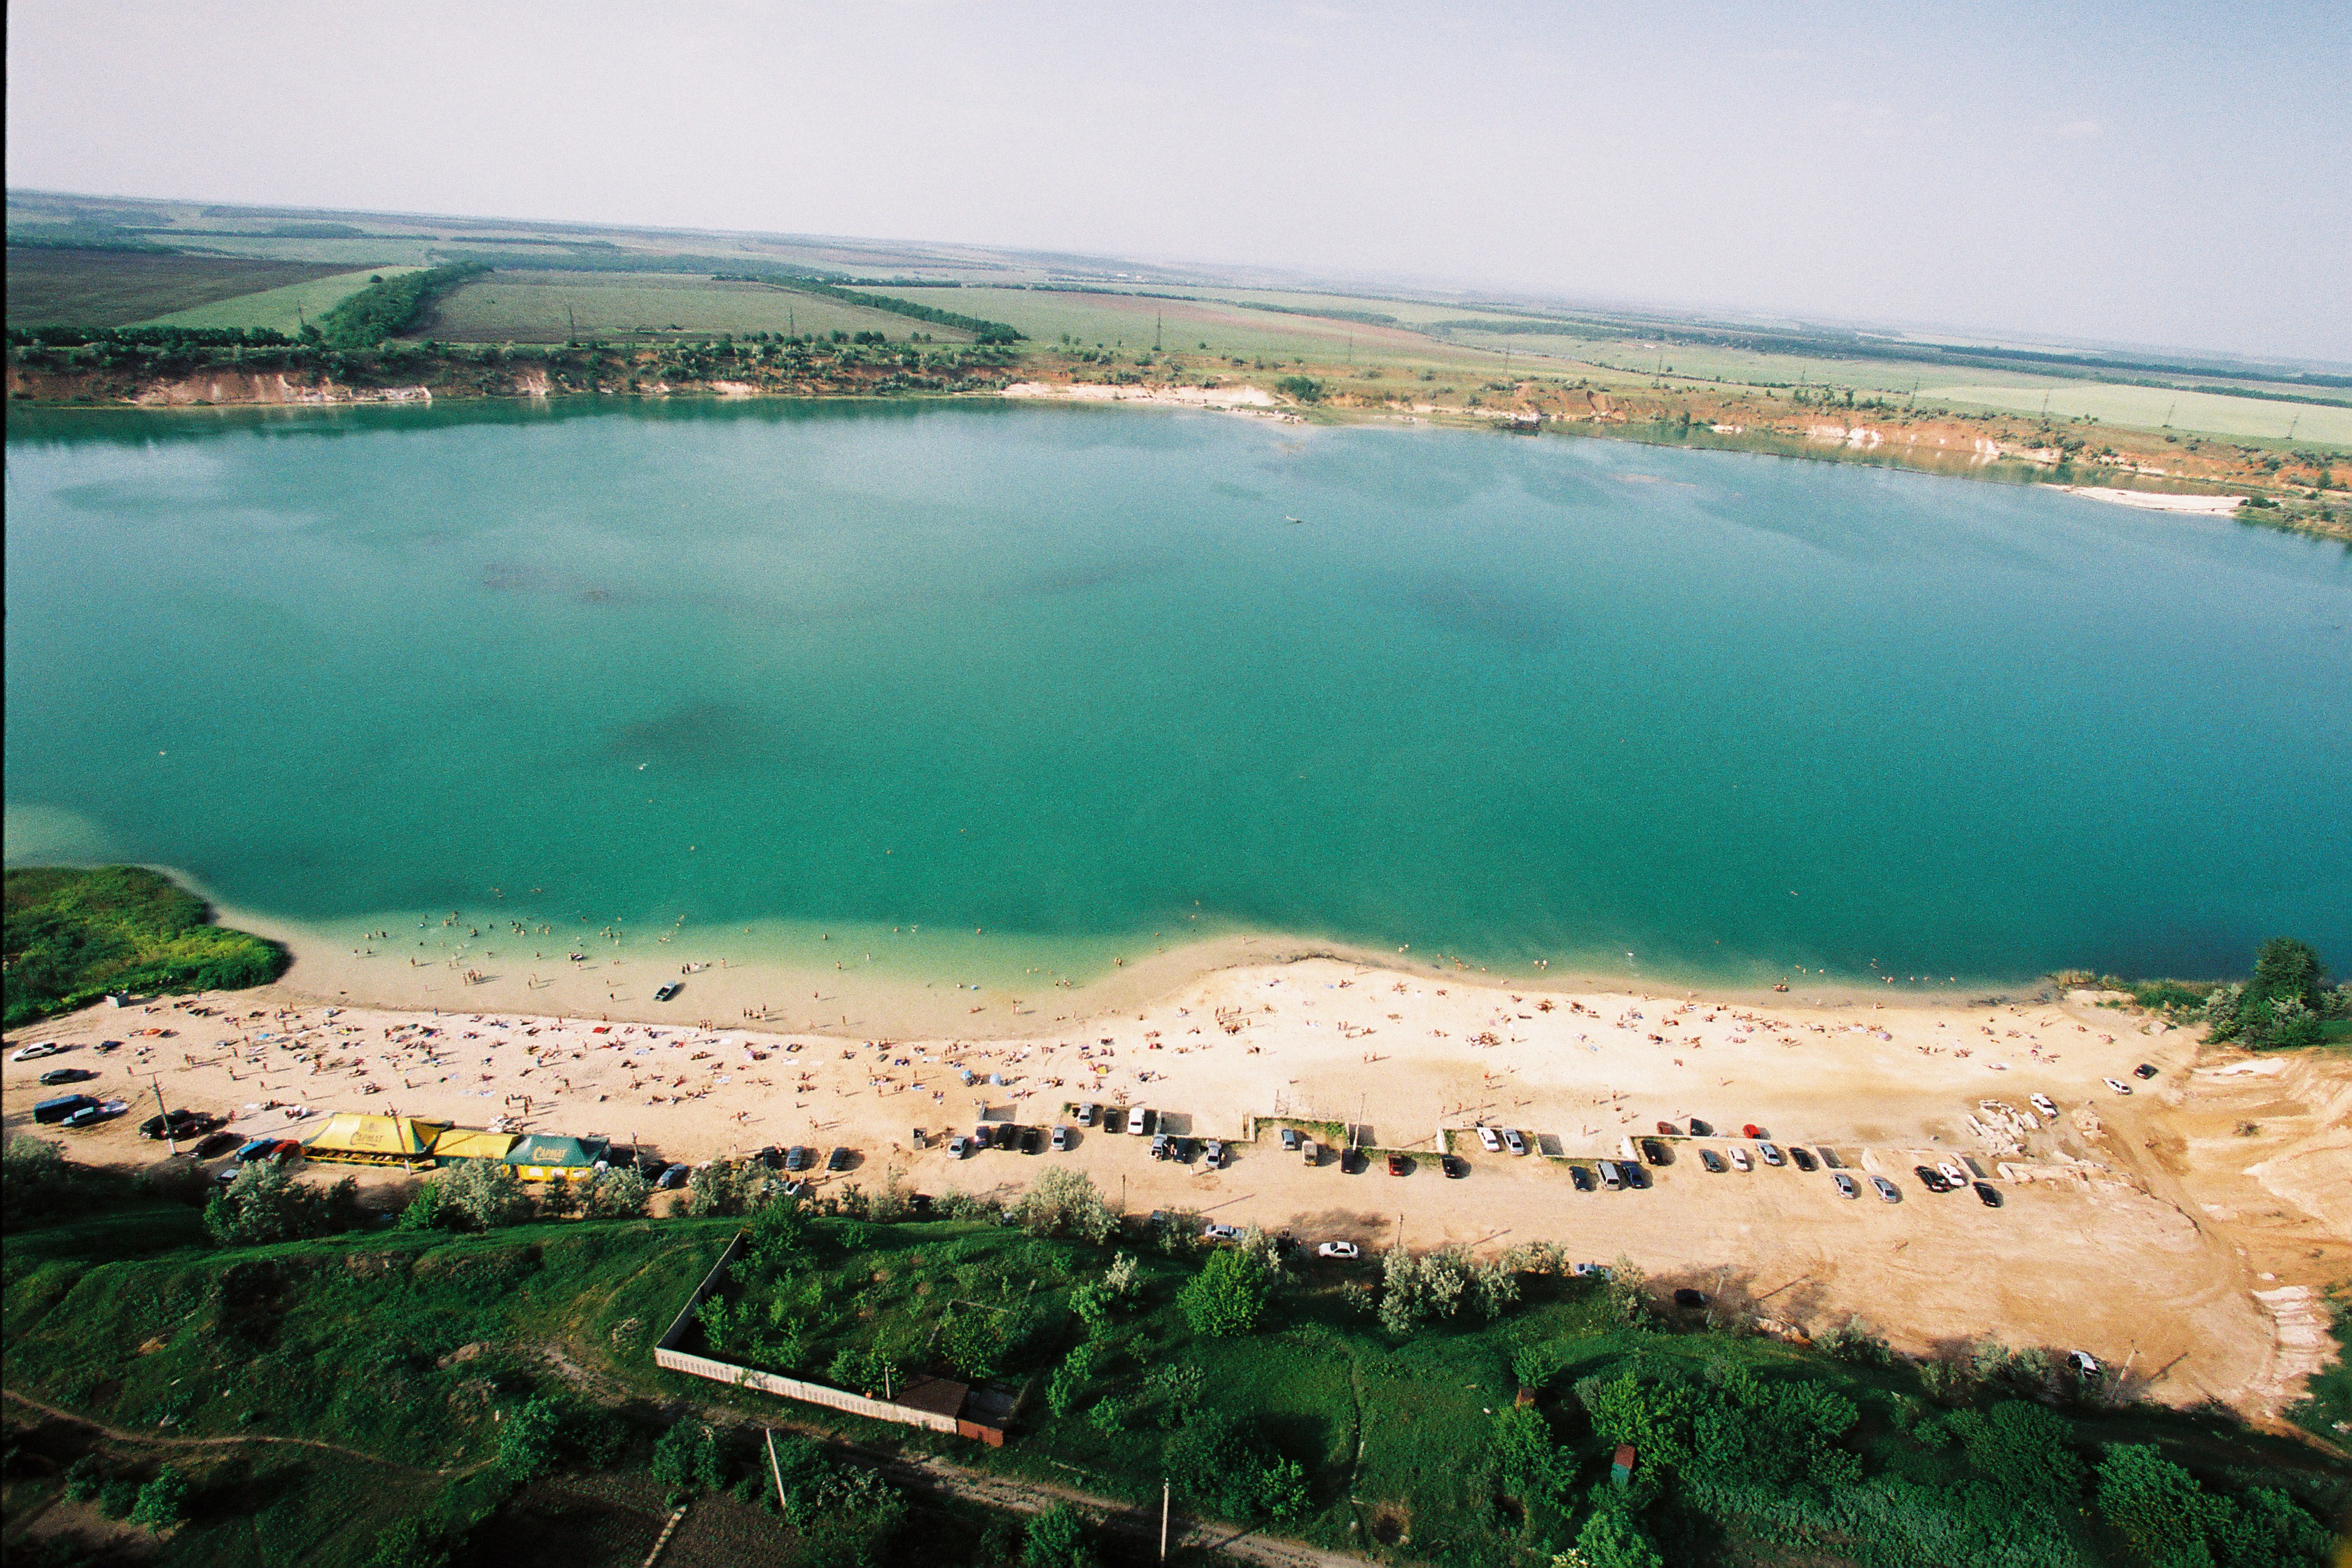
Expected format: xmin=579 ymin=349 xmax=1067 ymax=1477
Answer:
xmin=419 ymin=272 xmax=960 ymax=344
xmin=4 ymin=248 xmax=362 ymax=328
xmin=140 ymin=265 xmax=425 ymax=335
xmin=1920 ymin=382 xmax=2351 ymax=443
xmin=3 ymin=865 xmax=288 ymax=1027
xmin=888 ymin=286 xmax=1493 ymax=368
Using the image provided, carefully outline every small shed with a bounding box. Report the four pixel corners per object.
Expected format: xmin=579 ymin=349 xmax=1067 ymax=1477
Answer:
xmin=302 ymin=1113 xmax=451 ymax=1170
xmin=1611 ymin=1444 xmax=1637 ymax=1487
xmin=503 ymin=1133 xmax=611 ymax=1183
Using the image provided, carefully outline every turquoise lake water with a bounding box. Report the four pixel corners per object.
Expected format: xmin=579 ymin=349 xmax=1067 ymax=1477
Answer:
xmin=6 ymin=399 xmax=2348 ymax=988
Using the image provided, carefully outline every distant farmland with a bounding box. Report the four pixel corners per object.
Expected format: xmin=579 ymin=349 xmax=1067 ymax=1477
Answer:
xmin=143 ymin=265 xmax=425 ymax=335
xmin=4 ymin=247 xmax=359 ymax=328
xmin=887 ymin=286 xmax=1493 ymax=368
xmin=419 ymin=271 xmax=964 ymax=344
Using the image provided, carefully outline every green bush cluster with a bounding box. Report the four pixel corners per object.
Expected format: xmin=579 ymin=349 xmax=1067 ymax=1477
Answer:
xmin=4 ymin=865 xmax=289 ymax=1026
xmin=314 ymin=262 xmax=488 ymax=346
xmin=2202 ymin=937 xmax=2347 ymax=1049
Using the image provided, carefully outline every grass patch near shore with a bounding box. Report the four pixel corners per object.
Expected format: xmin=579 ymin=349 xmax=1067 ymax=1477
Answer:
xmin=2 ymin=865 xmax=288 ymax=1028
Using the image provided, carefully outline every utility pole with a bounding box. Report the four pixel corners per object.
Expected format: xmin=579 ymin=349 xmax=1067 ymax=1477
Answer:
xmin=148 ymin=1073 xmax=176 ymax=1156
xmin=1160 ymin=1479 xmax=1170 ymax=1560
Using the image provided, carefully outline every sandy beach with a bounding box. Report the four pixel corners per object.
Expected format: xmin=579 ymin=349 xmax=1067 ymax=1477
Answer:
xmin=8 ymin=951 xmax=2344 ymax=1427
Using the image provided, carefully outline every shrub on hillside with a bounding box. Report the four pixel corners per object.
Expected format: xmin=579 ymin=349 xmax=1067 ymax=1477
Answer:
xmin=1010 ymin=1167 xmax=1117 ymax=1241
xmin=203 ymin=1161 xmax=356 ymax=1246
xmin=438 ymin=1158 xmax=533 ymax=1229
xmin=1178 ymin=1247 xmax=1276 ymax=1337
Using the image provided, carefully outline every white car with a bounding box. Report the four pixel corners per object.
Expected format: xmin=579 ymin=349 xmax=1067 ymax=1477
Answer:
xmin=1202 ymin=1222 xmax=1241 ymax=1242
xmin=1203 ymin=1139 xmax=1226 ymax=1167
xmin=1756 ymin=1142 xmax=1784 ymax=1167
xmin=1728 ymin=1147 xmax=1751 ymax=1172
xmin=2103 ymin=1077 xmax=2132 ymax=1096
xmin=1502 ymin=1128 xmax=1527 ymax=1156
xmin=1936 ymin=1160 xmax=1968 ymax=1189
xmin=10 ymin=1042 xmax=65 ymax=1063
xmin=1476 ymin=1126 xmax=1503 ymax=1154
xmin=2029 ymin=1093 xmax=2058 ymax=1119
xmin=1316 ymin=1240 xmax=1361 ymax=1260
xmin=1833 ymin=1172 xmax=1858 ymax=1198
xmin=1568 ymin=1261 xmax=1611 ymax=1278
xmin=1127 ymin=1106 xmax=1150 ymax=1133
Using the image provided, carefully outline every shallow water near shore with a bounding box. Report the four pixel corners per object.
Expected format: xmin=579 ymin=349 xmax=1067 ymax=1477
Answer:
xmin=6 ymin=397 xmax=2348 ymax=1012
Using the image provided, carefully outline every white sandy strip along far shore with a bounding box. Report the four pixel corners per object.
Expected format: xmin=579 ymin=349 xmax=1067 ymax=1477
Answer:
xmin=6 ymin=956 xmax=2345 ymax=1424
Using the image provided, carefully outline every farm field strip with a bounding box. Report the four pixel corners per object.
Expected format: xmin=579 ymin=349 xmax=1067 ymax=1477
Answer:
xmin=3 ymin=248 xmax=363 ymax=329
xmin=140 ymin=265 xmax=426 ymax=335
xmin=421 ymin=272 xmax=961 ymax=344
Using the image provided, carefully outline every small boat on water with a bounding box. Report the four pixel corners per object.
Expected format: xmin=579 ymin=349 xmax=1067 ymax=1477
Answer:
xmin=1283 ymin=515 xmax=1305 ymax=524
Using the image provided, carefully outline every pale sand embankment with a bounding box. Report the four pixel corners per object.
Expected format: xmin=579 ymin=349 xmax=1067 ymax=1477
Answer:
xmin=1003 ymin=381 xmax=1294 ymax=416
xmin=2059 ymin=486 xmax=2246 ymax=513
xmin=8 ymin=955 xmax=2344 ymax=1425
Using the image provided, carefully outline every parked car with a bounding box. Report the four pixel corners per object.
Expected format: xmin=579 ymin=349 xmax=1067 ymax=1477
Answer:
xmin=1172 ymin=1138 xmax=1198 ymax=1163
xmin=1441 ymin=1154 xmax=1468 ymax=1179
xmin=2103 ymin=1077 xmax=2132 ymax=1095
xmin=1833 ymin=1172 xmax=1858 ymax=1198
xmin=2029 ymin=1093 xmax=2059 ymax=1119
xmin=1788 ymin=1146 xmax=1818 ymax=1172
xmin=946 ymin=1135 xmax=970 ymax=1158
xmin=1279 ymin=1126 xmax=1301 ymax=1152
xmin=1656 ymin=1120 xmax=1679 ymax=1135
xmin=2066 ymin=1351 xmax=2102 ymax=1377
xmin=1935 ymin=1160 xmax=1968 ymax=1189
xmin=1973 ymin=1182 xmax=2004 ymax=1207
xmin=1699 ymin=1149 xmax=1727 ymax=1173
xmin=1203 ymin=1222 xmax=1242 ymax=1243
xmin=38 ymin=1067 xmax=96 ymax=1086
xmin=1476 ymin=1126 xmax=1503 ymax=1153
xmin=1728 ymin=1147 xmax=1751 ymax=1172
xmin=1870 ymin=1175 xmax=1901 ymax=1202
xmin=828 ymin=1146 xmax=855 ymax=1171
xmin=1127 ymin=1107 xmax=1152 ymax=1135
xmin=1317 ymin=1240 xmax=1361 ymax=1260
xmin=655 ymin=1162 xmax=689 ymax=1189
xmin=1502 ymin=1128 xmax=1527 ymax=1156
xmin=1624 ymin=1163 xmax=1652 ymax=1189
xmin=1640 ymin=1138 xmax=1670 ymax=1166
xmin=34 ymin=1093 xmax=100 ymax=1125
xmin=1569 ymin=1261 xmax=1611 ymax=1278
xmin=1300 ymin=1140 xmax=1319 ymax=1166
xmin=1595 ymin=1159 xmax=1625 ymax=1190
xmin=1741 ymin=1124 xmax=1765 ymax=1139
xmin=1569 ymin=1163 xmax=1597 ymax=1191
xmin=2133 ymin=1063 xmax=2158 ymax=1079
xmin=234 ymin=1137 xmax=278 ymax=1163
xmin=1914 ymin=1165 xmax=1949 ymax=1193
xmin=1203 ymin=1139 xmax=1226 ymax=1168
xmin=1335 ymin=1146 xmax=1362 ymax=1174
xmin=784 ymin=1146 xmax=813 ymax=1172
xmin=1686 ymin=1118 xmax=1714 ymax=1137
xmin=1079 ymin=1103 xmax=1098 ymax=1126
xmin=140 ymin=1108 xmax=209 ymax=1140
xmin=194 ymin=1130 xmax=241 ymax=1159
xmin=1386 ymin=1152 xmax=1410 ymax=1177
xmin=1051 ymin=1125 xmax=1072 ymax=1152
xmin=1757 ymin=1142 xmax=1785 ymax=1167
xmin=1151 ymin=1132 xmax=1171 ymax=1161
xmin=1016 ymin=1127 xmax=1041 ymax=1156
xmin=64 ymin=1102 xmax=122 ymax=1130
xmin=755 ymin=1145 xmax=786 ymax=1170
xmin=10 ymin=1042 xmax=65 ymax=1063
xmin=652 ymin=982 xmax=680 ymax=1002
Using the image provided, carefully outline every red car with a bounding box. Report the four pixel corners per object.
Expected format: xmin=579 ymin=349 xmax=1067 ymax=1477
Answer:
xmin=1741 ymin=1123 xmax=1765 ymax=1139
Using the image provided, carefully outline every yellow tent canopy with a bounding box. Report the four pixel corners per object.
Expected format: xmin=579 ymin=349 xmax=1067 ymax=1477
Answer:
xmin=302 ymin=1112 xmax=451 ymax=1170
xmin=430 ymin=1128 xmax=518 ymax=1165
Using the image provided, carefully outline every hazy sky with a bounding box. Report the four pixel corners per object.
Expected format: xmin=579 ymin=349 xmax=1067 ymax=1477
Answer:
xmin=9 ymin=1 xmax=2348 ymax=360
